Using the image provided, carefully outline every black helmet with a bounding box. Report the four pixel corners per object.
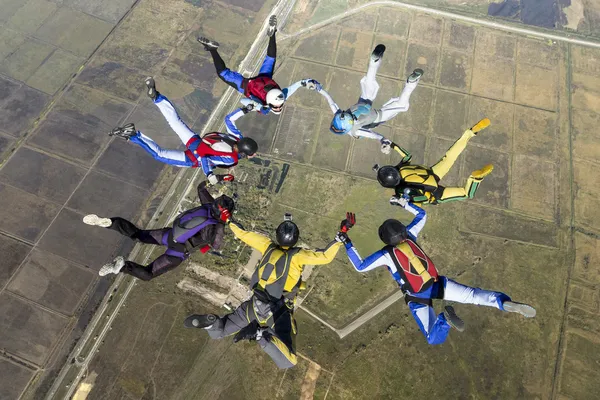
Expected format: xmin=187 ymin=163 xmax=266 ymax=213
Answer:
xmin=237 ymin=137 xmax=258 ymax=156
xmin=377 ymin=166 xmax=401 ymax=188
xmin=211 ymin=195 xmax=235 ymax=220
xmin=378 ymin=219 xmax=408 ymax=246
xmin=276 ymin=221 xmax=299 ymax=247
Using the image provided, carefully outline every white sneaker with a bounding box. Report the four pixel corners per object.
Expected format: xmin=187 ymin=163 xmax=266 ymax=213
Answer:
xmin=83 ymin=214 xmax=112 ymax=228
xmin=99 ymin=256 xmax=125 ymax=276
xmin=503 ymin=301 xmax=537 ymax=318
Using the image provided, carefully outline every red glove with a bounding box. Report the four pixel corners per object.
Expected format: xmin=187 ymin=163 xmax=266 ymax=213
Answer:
xmin=222 ymin=174 xmax=234 ymax=182
xmin=339 ymin=212 xmax=356 ymax=233
xmin=199 ymin=245 xmax=210 ymax=254
xmin=218 ymin=205 xmax=231 ymax=222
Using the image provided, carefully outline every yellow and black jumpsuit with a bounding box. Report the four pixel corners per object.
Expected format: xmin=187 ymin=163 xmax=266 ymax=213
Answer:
xmin=391 ymin=121 xmax=493 ymax=204
xmin=205 ymin=222 xmax=342 ymax=369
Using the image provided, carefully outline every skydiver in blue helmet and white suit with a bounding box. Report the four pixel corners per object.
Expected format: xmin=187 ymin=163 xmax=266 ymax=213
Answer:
xmin=314 ymin=44 xmax=423 ymax=154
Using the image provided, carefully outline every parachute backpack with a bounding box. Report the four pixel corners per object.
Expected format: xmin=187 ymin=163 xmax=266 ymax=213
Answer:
xmin=170 ymin=205 xmax=218 ymax=253
xmin=385 ymin=239 xmax=439 ymax=293
xmin=250 ymin=244 xmax=301 ymax=300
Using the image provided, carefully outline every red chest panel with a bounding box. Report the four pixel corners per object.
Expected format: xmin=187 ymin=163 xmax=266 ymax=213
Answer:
xmin=245 ymin=76 xmax=280 ymax=103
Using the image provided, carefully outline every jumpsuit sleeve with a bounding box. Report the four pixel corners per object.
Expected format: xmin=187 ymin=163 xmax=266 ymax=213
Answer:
xmin=224 ymin=109 xmax=246 ymax=140
xmin=228 ymin=222 xmax=273 ymax=254
xmin=197 ymin=182 xmax=215 ymax=204
xmin=345 ymin=245 xmax=392 ymax=273
xmin=295 ymin=241 xmax=342 ymax=265
xmin=281 ymin=80 xmax=304 ymax=99
xmin=392 ymin=142 xmax=412 ymax=164
xmin=211 ymin=223 xmax=226 ymax=250
xmin=317 ymin=89 xmax=340 ymax=114
xmin=404 ymin=202 xmax=427 ymax=240
xmin=200 ymin=156 xmax=214 ymax=176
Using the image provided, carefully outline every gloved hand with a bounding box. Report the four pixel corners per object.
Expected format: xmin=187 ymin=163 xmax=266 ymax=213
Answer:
xmin=207 ymin=173 xmax=219 ymax=185
xmin=217 ymin=174 xmax=235 ymax=183
xmin=380 ymin=139 xmax=392 ymax=155
xmin=335 ymin=231 xmax=351 ymax=245
xmin=339 ymin=212 xmax=356 ymax=233
xmin=389 ymin=196 xmax=408 ymax=207
xmin=302 ymin=79 xmax=322 ymax=91
xmin=240 ymin=98 xmax=262 ymax=112
xmin=218 ymin=205 xmax=231 ymax=222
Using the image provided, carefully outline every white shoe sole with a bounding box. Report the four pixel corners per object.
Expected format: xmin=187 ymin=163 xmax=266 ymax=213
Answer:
xmin=83 ymin=214 xmax=112 ymax=228
xmin=503 ymin=302 xmax=536 ymax=318
xmin=99 ymin=256 xmax=125 ymax=276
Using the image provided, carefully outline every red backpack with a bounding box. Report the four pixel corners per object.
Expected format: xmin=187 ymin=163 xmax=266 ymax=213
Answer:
xmin=385 ymin=240 xmax=439 ymax=293
xmin=245 ymin=76 xmax=280 ymax=104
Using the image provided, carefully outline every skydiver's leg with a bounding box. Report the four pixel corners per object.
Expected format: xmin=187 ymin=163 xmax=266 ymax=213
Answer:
xmin=152 ymin=94 xmax=196 ymax=145
xmin=258 ymin=308 xmax=297 ymax=369
xmin=206 ymin=298 xmax=255 ymax=339
xmin=359 ymin=44 xmax=385 ymax=102
xmin=407 ymin=300 xmax=451 ymax=345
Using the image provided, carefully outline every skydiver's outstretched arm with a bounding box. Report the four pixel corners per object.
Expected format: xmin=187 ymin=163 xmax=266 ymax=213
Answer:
xmin=224 ymin=108 xmax=247 ymax=140
xmin=197 ymin=181 xmax=215 ymax=205
xmin=391 ymin=142 xmax=412 ymax=164
xmin=316 ymin=88 xmax=340 ymax=114
xmin=228 ymin=221 xmax=273 ymax=254
xmin=404 ymin=202 xmax=427 ymax=240
xmin=344 ymin=245 xmax=392 ymax=273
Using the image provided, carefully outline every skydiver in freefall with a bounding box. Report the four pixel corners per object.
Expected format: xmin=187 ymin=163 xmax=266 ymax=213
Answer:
xmin=376 ymin=118 xmax=494 ymax=205
xmin=337 ymin=203 xmax=536 ymax=345
xmin=109 ymin=77 xmax=258 ymax=185
xmin=198 ymin=15 xmax=321 ymax=139
xmin=184 ymin=213 xmax=356 ymax=369
xmin=314 ymin=44 xmax=423 ymax=154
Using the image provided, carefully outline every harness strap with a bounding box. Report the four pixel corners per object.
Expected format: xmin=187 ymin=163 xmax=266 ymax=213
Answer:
xmin=404 ymin=294 xmax=433 ymax=307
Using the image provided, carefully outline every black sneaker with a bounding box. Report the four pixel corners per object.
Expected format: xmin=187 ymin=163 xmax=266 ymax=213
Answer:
xmin=443 ymin=305 xmax=465 ymax=332
xmin=144 ymin=77 xmax=159 ymax=101
xmin=267 ymin=15 xmax=277 ymax=36
xmin=371 ymin=44 xmax=386 ymax=63
xmin=183 ymin=314 xmax=218 ymax=329
xmin=197 ymin=37 xmax=219 ymax=51
xmin=233 ymin=321 xmax=259 ymax=343
xmin=407 ymin=68 xmax=424 ymax=83
xmin=109 ymin=123 xmax=137 ymax=141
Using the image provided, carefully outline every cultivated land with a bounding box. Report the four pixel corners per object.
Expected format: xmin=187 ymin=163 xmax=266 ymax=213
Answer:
xmin=1 ymin=0 xmax=600 ymax=399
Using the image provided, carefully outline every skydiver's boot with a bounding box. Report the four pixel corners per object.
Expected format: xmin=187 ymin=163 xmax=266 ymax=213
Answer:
xmin=370 ymin=44 xmax=386 ymax=63
xmin=267 ymin=15 xmax=277 ymax=36
xmin=109 ymin=123 xmax=137 ymax=141
xmin=443 ymin=305 xmax=465 ymax=332
xmin=183 ymin=314 xmax=218 ymax=329
xmin=83 ymin=214 xmax=112 ymax=228
xmin=502 ymin=301 xmax=537 ymax=318
xmin=407 ymin=68 xmax=424 ymax=83
xmin=471 ymin=118 xmax=491 ymax=135
xmin=197 ymin=37 xmax=220 ymax=51
xmin=470 ymin=164 xmax=494 ymax=180
xmin=144 ymin=77 xmax=159 ymax=101
xmin=99 ymin=256 xmax=125 ymax=277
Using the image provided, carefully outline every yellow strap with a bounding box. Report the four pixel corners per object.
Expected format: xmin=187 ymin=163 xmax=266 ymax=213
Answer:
xmin=397 ymin=242 xmax=432 ymax=282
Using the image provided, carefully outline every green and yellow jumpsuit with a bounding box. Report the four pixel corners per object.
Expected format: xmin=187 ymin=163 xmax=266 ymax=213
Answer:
xmin=205 ymin=222 xmax=342 ymax=369
xmin=390 ymin=124 xmax=493 ymax=204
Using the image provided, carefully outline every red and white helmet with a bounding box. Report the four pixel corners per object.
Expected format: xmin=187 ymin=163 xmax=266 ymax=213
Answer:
xmin=266 ymin=88 xmax=285 ymax=114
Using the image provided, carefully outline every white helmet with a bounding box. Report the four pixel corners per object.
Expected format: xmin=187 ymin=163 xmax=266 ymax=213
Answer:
xmin=266 ymin=88 xmax=285 ymax=114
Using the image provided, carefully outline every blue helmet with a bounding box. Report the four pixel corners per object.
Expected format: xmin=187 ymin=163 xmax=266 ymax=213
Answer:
xmin=330 ymin=110 xmax=355 ymax=135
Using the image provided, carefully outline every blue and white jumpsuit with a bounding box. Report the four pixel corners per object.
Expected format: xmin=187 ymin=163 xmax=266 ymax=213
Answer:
xmin=317 ymin=54 xmax=420 ymax=140
xmin=343 ymin=202 xmax=512 ymax=345
xmin=128 ymin=94 xmax=243 ymax=177
xmin=206 ymin=30 xmax=309 ymax=136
